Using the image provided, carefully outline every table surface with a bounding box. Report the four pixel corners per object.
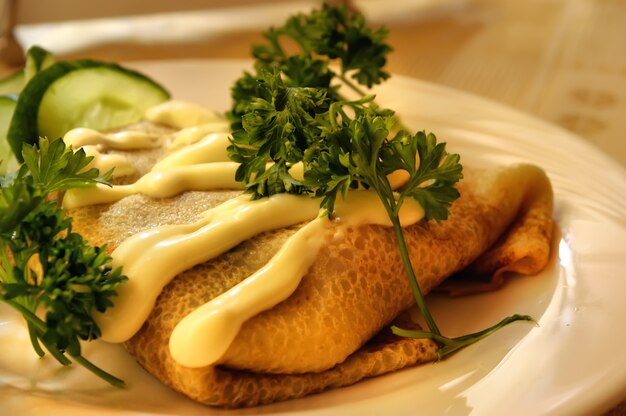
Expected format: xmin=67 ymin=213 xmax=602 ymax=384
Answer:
xmin=3 ymin=0 xmax=625 ymax=167
xmin=1 ymin=0 xmax=625 ymax=414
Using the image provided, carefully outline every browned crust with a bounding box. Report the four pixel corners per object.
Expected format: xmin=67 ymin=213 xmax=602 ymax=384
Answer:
xmin=69 ymin=163 xmax=554 ymax=407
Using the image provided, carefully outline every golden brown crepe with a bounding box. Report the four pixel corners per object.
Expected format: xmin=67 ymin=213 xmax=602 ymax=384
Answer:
xmin=69 ymin=147 xmax=554 ymax=407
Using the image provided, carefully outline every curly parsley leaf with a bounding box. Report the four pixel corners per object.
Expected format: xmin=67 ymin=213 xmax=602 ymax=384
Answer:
xmin=228 ymin=65 xmax=532 ymax=357
xmin=254 ymin=3 xmax=391 ymax=88
xmin=228 ymin=68 xmax=461 ymax=220
xmin=381 ymin=131 xmax=463 ymax=221
xmin=21 ymin=137 xmax=111 ymax=193
xmin=228 ymin=3 xmax=393 ymax=130
xmin=228 ymin=67 xmax=330 ymax=198
xmin=0 ymin=137 xmax=126 ymax=386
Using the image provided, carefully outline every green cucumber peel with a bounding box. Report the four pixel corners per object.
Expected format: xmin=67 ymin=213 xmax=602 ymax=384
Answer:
xmin=0 ymin=95 xmax=18 ymax=174
xmin=7 ymin=59 xmax=170 ymax=162
xmin=24 ymin=45 xmax=55 ymax=83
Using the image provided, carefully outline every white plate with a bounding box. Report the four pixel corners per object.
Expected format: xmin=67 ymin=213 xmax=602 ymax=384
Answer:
xmin=1 ymin=59 xmax=625 ymax=416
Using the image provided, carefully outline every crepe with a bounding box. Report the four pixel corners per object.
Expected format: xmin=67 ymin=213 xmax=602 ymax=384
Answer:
xmin=69 ymin=157 xmax=553 ymax=407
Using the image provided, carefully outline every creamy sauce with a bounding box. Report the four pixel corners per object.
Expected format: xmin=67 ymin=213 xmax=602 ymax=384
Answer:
xmin=96 ymin=194 xmax=324 ymax=343
xmin=63 ymin=127 xmax=235 ymax=208
xmin=59 ymin=100 xmax=425 ymax=369
xmin=168 ymin=191 xmax=424 ymax=367
xmin=387 ymin=154 xmax=420 ymax=190
xmin=82 ymin=145 xmax=136 ymax=178
xmin=64 ymin=128 xmax=161 ymax=150
xmin=145 ymin=100 xmax=225 ymax=129
xmin=168 ymin=122 xmax=230 ymax=150
xmin=288 ymin=161 xmax=304 ymax=181
xmin=152 ymin=132 xmax=231 ymax=171
xmin=169 ymin=217 xmax=329 ymax=367
xmin=62 ymin=162 xmax=243 ymax=209
xmin=63 ymin=128 xmax=163 ymax=177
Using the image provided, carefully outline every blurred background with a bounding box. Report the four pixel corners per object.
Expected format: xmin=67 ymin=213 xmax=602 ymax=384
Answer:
xmin=1 ymin=0 xmax=625 ymax=165
xmin=0 ymin=0 xmax=624 ymax=413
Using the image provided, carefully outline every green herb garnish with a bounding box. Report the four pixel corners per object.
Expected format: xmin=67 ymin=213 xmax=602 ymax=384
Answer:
xmin=229 ymin=3 xmax=532 ymax=359
xmin=0 ymin=138 xmax=126 ymax=386
xmin=228 ymin=2 xmax=393 ymax=130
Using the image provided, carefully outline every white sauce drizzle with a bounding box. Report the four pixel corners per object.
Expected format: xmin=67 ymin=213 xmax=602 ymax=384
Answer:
xmin=152 ymin=132 xmax=231 ymax=171
xmin=63 ymin=128 xmax=163 ymax=177
xmin=145 ymin=100 xmax=225 ymax=129
xmin=55 ymin=100 xmax=426 ymax=370
xmin=169 ymin=217 xmax=329 ymax=367
xmin=81 ymin=145 xmax=136 ymax=178
xmin=96 ymin=194 xmax=324 ymax=343
xmin=62 ymin=162 xmax=243 ymax=209
xmin=64 ymin=128 xmax=161 ymax=150
xmin=168 ymin=192 xmax=424 ymax=367
xmin=288 ymin=161 xmax=304 ymax=181
xmin=167 ymin=122 xmax=230 ymax=150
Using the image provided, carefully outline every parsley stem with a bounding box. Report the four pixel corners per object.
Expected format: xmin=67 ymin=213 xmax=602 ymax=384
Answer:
xmin=27 ymin=323 xmax=46 ymax=357
xmin=3 ymin=299 xmax=72 ymax=365
xmin=369 ymin=173 xmax=439 ymax=336
xmin=338 ymin=73 xmax=368 ymax=98
xmin=3 ymin=298 xmax=124 ymax=386
xmin=391 ymin=314 xmax=534 ymax=358
xmin=4 ymin=298 xmax=46 ymax=332
xmin=389 ymin=216 xmax=441 ymax=336
xmin=40 ymin=337 xmax=73 ymax=366
xmin=70 ymin=353 xmax=126 ymax=388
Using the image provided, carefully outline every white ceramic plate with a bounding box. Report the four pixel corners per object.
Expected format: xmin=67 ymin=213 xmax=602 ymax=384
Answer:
xmin=1 ymin=60 xmax=625 ymax=416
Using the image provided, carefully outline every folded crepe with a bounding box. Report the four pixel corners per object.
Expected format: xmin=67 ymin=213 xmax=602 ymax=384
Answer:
xmin=68 ymin=146 xmax=554 ymax=407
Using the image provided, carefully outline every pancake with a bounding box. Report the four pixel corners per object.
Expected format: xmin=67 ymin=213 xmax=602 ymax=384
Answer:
xmin=69 ymin=159 xmax=553 ymax=407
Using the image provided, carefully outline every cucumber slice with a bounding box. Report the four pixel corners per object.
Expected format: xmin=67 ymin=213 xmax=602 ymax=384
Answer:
xmin=0 ymin=47 xmax=54 ymax=103
xmin=0 ymin=70 xmax=24 ymax=95
xmin=24 ymin=46 xmax=55 ymax=84
xmin=8 ymin=60 xmax=170 ymax=160
xmin=0 ymin=95 xmax=18 ymax=174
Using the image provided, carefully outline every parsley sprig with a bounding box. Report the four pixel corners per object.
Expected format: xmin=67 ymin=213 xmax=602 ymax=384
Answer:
xmin=228 ymin=3 xmax=532 ymax=360
xmin=0 ymin=138 xmax=126 ymax=386
xmin=228 ymin=3 xmax=393 ymax=130
xmin=253 ymin=2 xmax=391 ymax=88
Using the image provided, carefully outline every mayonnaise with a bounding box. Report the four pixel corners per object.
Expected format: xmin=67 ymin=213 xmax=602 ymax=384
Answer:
xmin=169 ymin=217 xmax=329 ymax=367
xmin=82 ymin=145 xmax=136 ymax=178
xmin=167 ymin=190 xmax=424 ymax=367
xmin=152 ymin=132 xmax=231 ymax=171
xmin=64 ymin=128 xmax=161 ymax=150
xmin=145 ymin=100 xmax=225 ymax=129
xmin=62 ymin=162 xmax=243 ymax=209
xmin=96 ymin=194 xmax=323 ymax=343
xmin=167 ymin=122 xmax=230 ymax=150
xmin=67 ymin=100 xmax=426 ymax=370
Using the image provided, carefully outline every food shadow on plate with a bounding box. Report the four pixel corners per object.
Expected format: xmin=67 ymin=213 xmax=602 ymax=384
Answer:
xmin=0 ymin=226 xmax=563 ymax=415
xmin=233 ymin=226 xmax=564 ymax=414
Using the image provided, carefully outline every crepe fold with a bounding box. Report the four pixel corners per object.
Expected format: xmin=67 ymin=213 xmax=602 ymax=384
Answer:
xmin=69 ymin=163 xmax=553 ymax=407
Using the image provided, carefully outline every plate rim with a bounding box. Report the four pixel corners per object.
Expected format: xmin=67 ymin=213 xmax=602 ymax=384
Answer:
xmin=2 ymin=58 xmax=625 ymax=416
